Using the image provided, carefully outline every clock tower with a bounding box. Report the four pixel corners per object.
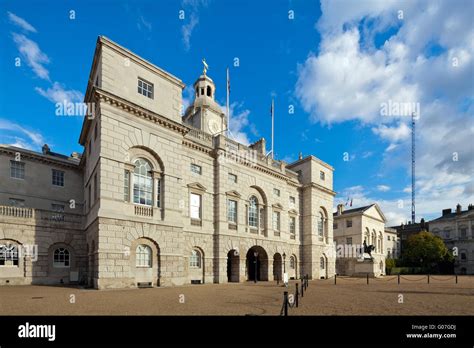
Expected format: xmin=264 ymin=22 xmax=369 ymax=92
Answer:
xmin=183 ymin=62 xmax=227 ymax=135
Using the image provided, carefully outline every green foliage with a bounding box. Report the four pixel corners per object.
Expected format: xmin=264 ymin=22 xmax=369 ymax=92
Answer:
xmin=403 ymin=231 xmax=450 ymax=268
xmin=385 ymin=258 xmax=396 ymax=269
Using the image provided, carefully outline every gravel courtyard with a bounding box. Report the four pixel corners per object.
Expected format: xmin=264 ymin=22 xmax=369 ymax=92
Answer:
xmin=1 ymin=275 xmax=473 ymax=315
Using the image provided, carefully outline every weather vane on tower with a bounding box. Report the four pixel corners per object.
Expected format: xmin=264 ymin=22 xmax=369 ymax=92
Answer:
xmin=202 ymin=58 xmax=209 ymax=75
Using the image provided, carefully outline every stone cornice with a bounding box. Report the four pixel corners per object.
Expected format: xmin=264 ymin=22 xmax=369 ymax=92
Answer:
xmin=301 ymin=182 xmax=337 ymax=196
xmin=0 ymin=146 xmax=82 ymax=170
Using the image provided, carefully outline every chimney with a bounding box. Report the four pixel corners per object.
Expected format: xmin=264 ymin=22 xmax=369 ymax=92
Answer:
xmin=337 ymin=204 xmax=344 ymax=216
xmin=42 ymin=144 xmax=50 ymax=155
xmin=456 ymin=204 xmax=462 ymax=214
xmin=442 ymin=208 xmax=452 ymax=216
xmin=468 ymin=204 xmax=474 ymax=211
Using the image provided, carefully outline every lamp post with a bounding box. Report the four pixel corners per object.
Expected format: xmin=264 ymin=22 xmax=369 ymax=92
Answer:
xmin=283 ymin=252 xmax=286 ymax=273
xmin=254 ymin=251 xmax=259 ymax=283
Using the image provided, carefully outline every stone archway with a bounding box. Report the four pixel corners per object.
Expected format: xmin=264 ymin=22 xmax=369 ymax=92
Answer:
xmin=227 ymin=249 xmax=240 ymax=282
xmin=246 ymin=246 xmax=269 ymax=281
xmin=273 ymin=253 xmax=283 ymax=281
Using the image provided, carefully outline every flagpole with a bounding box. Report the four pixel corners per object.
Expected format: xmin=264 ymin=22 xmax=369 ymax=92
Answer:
xmin=271 ymin=98 xmax=274 ymax=159
xmin=226 ymin=67 xmax=230 ymax=137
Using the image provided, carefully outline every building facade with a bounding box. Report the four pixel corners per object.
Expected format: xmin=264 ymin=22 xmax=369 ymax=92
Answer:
xmin=384 ymin=227 xmax=399 ymax=259
xmin=333 ymin=204 xmax=387 ymax=277
xmin=0 ymin=36 xmax=337 ymax=289
xmin=429 ymin=204 xmax=474 ymax=275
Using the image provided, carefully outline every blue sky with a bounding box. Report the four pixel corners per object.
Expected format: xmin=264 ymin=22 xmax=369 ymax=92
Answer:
xmin=1 ymin=0 xmax=473 ymax=224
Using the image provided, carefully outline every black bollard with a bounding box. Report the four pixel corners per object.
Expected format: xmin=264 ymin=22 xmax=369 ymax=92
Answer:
xmin=301 ymin=281 xmax=304 ymax=297
xmin=295 ymin=283 xmax=299 ymax=308
xmin=283 ymin=291 xmax=288 ymax=316
xmin=398 ymin=274 xmax=400 ymax=284
xmin=427 ymin=274 xmax=430 ymax=284
xmin=366 ymin=273 xmax=369 ymax=285
xmin=334 ymin=274 xmax=337 ymax=285
xmin=277 ymin=274 xmax=279 ymax=285
xmin=455 ymin=274 xmax=458 ymax=284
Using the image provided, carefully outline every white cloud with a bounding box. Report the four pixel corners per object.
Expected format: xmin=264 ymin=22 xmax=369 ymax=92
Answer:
xmin=299 ymin=0 xmax=474 ymax=218
xmin=181 ymin=85 xmax=195 ymax=115
xmin=377 ymin=185 xmax=391 ymax=192
xmin=0 ymin=119 xmax=45 ymax=150
xmin=137 ymin=15 xmax=152 ymax=32
xmin=228 ymin=102 xmax=252 ymax=145
xmin=181 ymin=14 xmax=199 ymax=52
xmin=180 ymin=0 xmax=208 ymax=51
xmin=372 ymin=122 xmax=410 ymax=142
xmin=35 ymin=82 xmax=83 ymax=105
xmin=7 ymin=12 xmax=37 ymax=33
xmin=12 ymin=33 xmax=50 ymax=80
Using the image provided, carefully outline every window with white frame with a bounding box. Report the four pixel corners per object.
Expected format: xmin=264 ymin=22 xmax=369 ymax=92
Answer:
xmin=136 ymin=245 xmax=152 ymax=267
xmin=190 ymin=163 xmax=202 ymax=175
xmin=228 ymin=173 xmax=237 ymax=183
xmin=9 ymin=198 xmax=25 ymax=207
xmin=227 ymin=199 xmax=237 ymax=223
xmin=289 ymin=196 xmax=296 ymax=207
xmin=318 ymin=212 xmax=324 ymax=239
xmin=190 ymin=193 xmax=202 ymax=220
xmin=133 ymin=158 xmax=153 ymax=206
xmin=289 ymin=216 xmax=296 ymax=236
xmin=156 ymin=178 xmax=161 ymax=208
xmin=10 ymin=161 xmax=25 ymax=179
xmin=289 ymin=256 xmax=295 ymax=269
xmin=272 ymin=211 xmax=280 ymax=231
xmin=0 ymin=243 xmax=19 ymax=266
xmin=320 ymin=257 xmax=325 ymax=269
xmin=248 ymin=196 xmax=258 ymax=228
xmin=52 ymin=169 xmax=65 ymax=187
xmin=138 ymin=78 xmax=153 ymax=99
xmin=189 ymin=249 xmax=202 ymax=268
xmin=273 ymin=188 xmax=280 ymax=197
xmin=124 ymin=170 xmax=130 ymax=202
xmin=53 ymin=248 xmax=70 ymax=268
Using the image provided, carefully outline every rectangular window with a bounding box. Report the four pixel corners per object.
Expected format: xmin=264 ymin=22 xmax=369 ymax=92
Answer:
xmin=138 ymin=78 xmax=154 ymax=99
xmin=289 ymin=216 xmax=296 ymax=236
xmin=94 ymin=173 xmax=98 ymax=201
xmin=289 ymin=196 xmax=296 ymax=207
xmin=52 ymin=169 xmax=65 ymax=187
xmin=228 ymin=173 xmax=237 ymax=183
xmin=227 ymin=199 xmax=237 ymax=223
xmin=273 ymin=188 xmax=280 ymax=197
xmin=190 ymin=163 xmax=202 ymax=175
xmin=333 ymin=222 xmax=338 ymax=229
xmin=346 ymin=237 xmax=352 ymax=245
xmin=460 ymin=228 xmax=467 ymax=239
xmin=9 ymin=198 xmax=25 ymax=207
xmin=190 ymin=193 xmax=201 ymax=220
xmin=156 ymin=178 xmax=161 ymax=208
xmin=346 ymin=220 xmax=352 ymax=228
xmin=10 ymin=161 xmax=25 ymax=179
xmin=320 ymin=171 xmax=325 ymax=180
xmin=272 ymin=211 xmax=280 ymax=231
xmin=124 ymin=170 xmax=130 ymax=202
xmin=387 ymin=235 xmax=391 ymax=241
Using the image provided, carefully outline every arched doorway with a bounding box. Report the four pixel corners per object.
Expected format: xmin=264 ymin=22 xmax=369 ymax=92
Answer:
xmin=227 ymin=249 xmax=240 ymax=282
xmin=320 ymin=254 xmax=328 ymax=279
xmin=246 ymin=246 xmax=268 ymax=281
xmin=273 ymin=253 xmax=282 ymax=281
xmin=289 ymin=255 xmax=297 ymax=279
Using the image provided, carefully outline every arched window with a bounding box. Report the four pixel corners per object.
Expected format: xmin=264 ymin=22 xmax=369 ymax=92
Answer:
xmin=0 ymin=242 xmax=19 ymax=267
xmin=206 ymin=86 xmax=212 ymax=97
xmin=248 ymin=196 xmax=258 ymax=228
xmin=53 ymin=248 xmax=70 ymax=268
xmin=318 ymin=212 xmax=324 ymax=240
xmin=133 ymin=158 xmax=153 ymax=206
xmin=289 ymin=256 xmax=295 ymax=269
xmin=190 ymin=249 xmax=202 ymax=268
xmin=372 ymin=231 xmax=376 ymax=246
xmin=136 ymin=245 xmax=152 ymax=267
xmin=320 ymin=257 xmax=325 ymax=269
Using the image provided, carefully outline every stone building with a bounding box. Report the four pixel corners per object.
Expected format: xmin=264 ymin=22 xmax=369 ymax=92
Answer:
xmin=0 ymin=36 xmax=336 ymax=289
xmin=384 ymin=227 xmax=399 ymax=259
xmin=333 ymin=204 xmax=386 ymax=277
xmin=429 ymin=204 xmax=474 ymax=275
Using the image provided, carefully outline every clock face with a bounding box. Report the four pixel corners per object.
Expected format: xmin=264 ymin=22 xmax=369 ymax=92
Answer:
xmin=208 ymin=120 xmax=219 ymax=134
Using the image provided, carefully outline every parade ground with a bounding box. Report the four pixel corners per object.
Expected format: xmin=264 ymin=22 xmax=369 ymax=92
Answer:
xmin=1 ymin=275 xmax=473 ymax=316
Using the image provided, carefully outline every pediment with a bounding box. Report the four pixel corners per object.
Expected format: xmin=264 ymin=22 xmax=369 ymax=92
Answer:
xmin=187 ymin=182 xmax=207 ymax=191
xmin=272 ymin=203 xmax=284 ymax=210
xmin=288 ymin=209 xmax=298 ymax=215
xmin=225 ymin=190 xmax=241 ymax=198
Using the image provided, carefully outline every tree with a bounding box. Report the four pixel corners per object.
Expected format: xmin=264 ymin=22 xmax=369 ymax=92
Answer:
xmin=403 ymin=231 xmax=451 ymax=269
